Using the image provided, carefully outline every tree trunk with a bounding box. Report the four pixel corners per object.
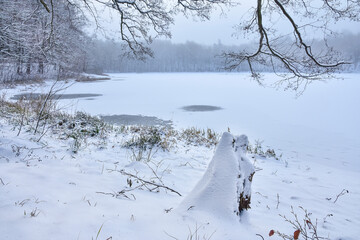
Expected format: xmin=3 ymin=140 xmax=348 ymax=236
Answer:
xmin=26 ymin=62 xmax=31 ymax=75
xmin=234 ymin=134 xmax=255 ymax=213
xmin=38 ymin=61 xmax=44 ymax=74
xmin=17 ymin=60 xmax=22 ymax=75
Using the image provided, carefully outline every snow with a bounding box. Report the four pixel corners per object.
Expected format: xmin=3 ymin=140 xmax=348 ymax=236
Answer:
xmin=179 ymin=132 xmax=255 ymax=220
xmin=179 ymin=132 xmax=241 ymax=219
xmin=1 ymin=72 xmax=360 ymax=239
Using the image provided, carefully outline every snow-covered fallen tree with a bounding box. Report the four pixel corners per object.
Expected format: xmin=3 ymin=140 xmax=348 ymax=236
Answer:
xmin=179 ymin=132 xmax=255 ymax=218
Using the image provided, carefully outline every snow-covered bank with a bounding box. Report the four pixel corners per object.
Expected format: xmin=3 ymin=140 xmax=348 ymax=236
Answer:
xmin=1 ymin=73 xmax=360 ymax=239
xmin=2 ymin=72 xmax=358 ymax=172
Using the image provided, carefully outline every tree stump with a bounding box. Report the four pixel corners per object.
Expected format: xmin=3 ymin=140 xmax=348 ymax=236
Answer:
xmin=179 ymin=132 xmax=255 ymax=217
xmin=234 ymin=134 xmax=255 ymax=214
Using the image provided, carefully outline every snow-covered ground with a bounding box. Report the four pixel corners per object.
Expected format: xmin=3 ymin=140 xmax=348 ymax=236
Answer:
xmin=0 ymin=72 xmax=359 ymax=239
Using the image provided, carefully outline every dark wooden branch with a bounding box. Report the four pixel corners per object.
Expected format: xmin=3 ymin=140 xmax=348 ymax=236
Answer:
xmin=221 ymin=0 xmax=354 ymax=88
xmin=273 ymin=0 xmax=349 ymax=68
xmin=39 ymin=0 xmax=51 ymax=13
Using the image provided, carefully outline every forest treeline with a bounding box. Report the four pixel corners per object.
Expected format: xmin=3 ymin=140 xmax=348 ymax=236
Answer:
xmin=1 ymin=0 xmax=359 ymax=83
xmin=0 ymin=0 xmax=89 ymax=82
xmin=87 ymin=34 xmax=360 ymax=73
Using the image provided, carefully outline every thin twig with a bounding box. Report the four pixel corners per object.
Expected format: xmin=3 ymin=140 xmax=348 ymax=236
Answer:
xmin=119 ymin=170 xmax=182 ymax=196
xmin=146 ymin=161 xmax=165 ymax=186
xmin=96 ymin=191 xmax=136 ymax=200
xmin=333 ymin=189 xmax=349 ymax=203
xmin=17 ymin=108 xmax=25 ymax=136
xmin=163 ymin=231 xmax=179 ymax=240
xmin=256 ymin=234 xmax=265 ymax=240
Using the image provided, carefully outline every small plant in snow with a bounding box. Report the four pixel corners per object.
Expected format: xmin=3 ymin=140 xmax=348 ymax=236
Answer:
xmin=92 ymin=223 xmax=112 ymax=240
xmin=180 ymin=127 xmax=219 ymax=147
xmin=122 ymin=126 xmax=178 ymax=161
xmin=247 ymin=140 xmax=282 ymax=160
xmin=30 ymin=208 xmax=40 ymax=217
xmin=123 ymin=126 xmax=175 ymax=151
xmin=53 ymin=112 xmax=110 ymax=153
xmin=248 ymin=139 xmax=266 ymax=156
xmin=165 ymin=223 xmax=216 ymax=240
xmin=269 ymin=206 xmax=330 ymax=240
xmin=265 ymin=149 xmax=282 ymax=160
xmin=23 ymin=208 xmax=41 ymax=218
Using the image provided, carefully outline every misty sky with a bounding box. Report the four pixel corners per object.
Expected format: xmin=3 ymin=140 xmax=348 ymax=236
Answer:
xmin=93 ymin=2 xmax=359 ymax=46
xmin=170 ymin=3 xmax=255 ymax=45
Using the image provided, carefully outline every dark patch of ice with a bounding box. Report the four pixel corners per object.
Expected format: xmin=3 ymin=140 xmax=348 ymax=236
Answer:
xmin=76 ymin=76 xmax=110 ymax=82
xmin=11 ymin=93 xmax=102 ymax=100
xmin=100 ymin=114 xmax=172 ymax=127
xmin=181 ymin=105 xmax=223 ymax=112
xmin=110 ymin=78 xmax=125 ymax=82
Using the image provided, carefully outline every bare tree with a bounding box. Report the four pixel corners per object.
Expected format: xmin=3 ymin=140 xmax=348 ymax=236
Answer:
xmin=222 ymin=0 xmax=359 ymax=91
xmin=36 ymin=0 xmax=360 ymax=90
xmin=37 ymin=0 xmax=232 ymax=59
xmin=0 ymin=0 xmax=90 ymax=83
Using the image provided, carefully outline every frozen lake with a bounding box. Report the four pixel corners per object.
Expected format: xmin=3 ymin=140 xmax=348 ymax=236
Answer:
xmin=10 ymin=72 xmax=360 ymax=171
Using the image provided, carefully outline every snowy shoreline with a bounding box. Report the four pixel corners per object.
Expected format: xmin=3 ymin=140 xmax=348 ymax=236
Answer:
xmin=1 ymin=73 xmax=359 ymax=239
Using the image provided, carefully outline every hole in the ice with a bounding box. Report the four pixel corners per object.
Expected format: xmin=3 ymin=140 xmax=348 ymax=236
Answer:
xmin=11 ymin=93 xmax=102 ymax=100
xmin=100 ymin=114 xmax=172 ymax=127
xmin=181 ymin=105 xmax=223 ymax=112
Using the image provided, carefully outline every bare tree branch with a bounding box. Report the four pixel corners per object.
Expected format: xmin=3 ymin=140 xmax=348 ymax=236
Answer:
xmin=39 ymin=0 xmax=51 ymax=13
xmin=222 ymin=0 xmax=357 ymax=91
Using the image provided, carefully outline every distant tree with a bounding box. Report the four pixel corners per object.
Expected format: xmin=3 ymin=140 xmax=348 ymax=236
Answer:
xmin=46 ymin=0 xmax=89 ymax=76
xmin=37 ymin=0 xmax=359 ymax=89
xmin=0 ymin=0 xmax=41 ymax=79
